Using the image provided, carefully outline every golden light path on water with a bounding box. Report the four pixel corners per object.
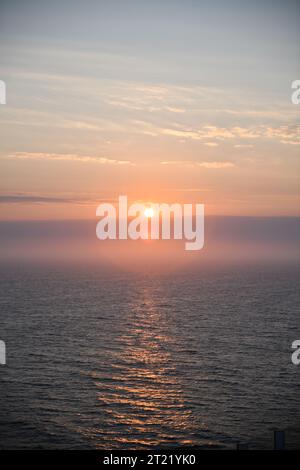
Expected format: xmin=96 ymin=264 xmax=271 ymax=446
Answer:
xmin=90 ymin=284 xmax=197 ymax=449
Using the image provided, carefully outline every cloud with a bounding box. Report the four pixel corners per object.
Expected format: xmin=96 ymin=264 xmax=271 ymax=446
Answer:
xmin=171 ymin=188 xmax=213 ymax=192
xmin=0 ymin=194 xmax=73 ymax=204
xmin=280 ymin=140 xmax=300 ymax=145
xmin=0 ymin=193 xmax=120 ymax=205
xmin=160 ymin=160 xmax=235 ymax=169
xmin=3 ymin=72 xmax=299 ymax=150
xmin=264 ymin=125 xmax=300 ymax=144
xmin=197 ymin=161 xmax=235 ymax=168
xmin=164 ymin=106 xmax=186 ymax=113
xmin=234 ymin=144 xmax=254 ymax=148
xmin=156 ymin=123 xmax=300 ymax=145
xmin=159 ymin=125 xmax=254 ymax=142
xmin=204 ymin=142 xmax=219 ymax=147
xmin=5 ymin=152 xmax=133 ymax=165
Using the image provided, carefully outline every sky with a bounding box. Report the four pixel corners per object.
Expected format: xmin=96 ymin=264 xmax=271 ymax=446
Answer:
xmin=0 ymin=0 xmax=300 ymax=222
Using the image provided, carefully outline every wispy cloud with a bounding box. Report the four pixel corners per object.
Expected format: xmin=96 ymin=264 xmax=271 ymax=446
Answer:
xmin=204 ymin=142 xmax=219 ymax=147
xmin=197 ymin=161 xmax=235 ymax=169
xmin=171 ymin=188 xmax=213 ymax=192
xmin=0 ymin=193 xmax=120 ymax=205
xmin=280 ymin=140 xmax=300 ymax=146
xmin=0 ymin=194 xmax=73 ymax=204
xmin=6 ymin=152 xmax=133 ymax=165
xmin=160 ymin=160 xmax=235 ymax=169
xmin=234 ymin=144 xmax=254 ymax=148
xmin=156 ymin=123 xmax=300 ymax=146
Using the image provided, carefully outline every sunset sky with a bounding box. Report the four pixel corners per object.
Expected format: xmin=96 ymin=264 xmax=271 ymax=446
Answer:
xmin=0 ymin=0 xmax=300 ymax=221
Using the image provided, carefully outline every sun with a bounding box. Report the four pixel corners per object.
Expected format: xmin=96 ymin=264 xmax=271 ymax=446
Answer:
xmin=144 ymin=207 xmax=154 ymax=218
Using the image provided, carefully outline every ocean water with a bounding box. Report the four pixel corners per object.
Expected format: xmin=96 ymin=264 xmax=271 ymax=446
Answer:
xmin=0 ymin=263 xmax=299 ymax=449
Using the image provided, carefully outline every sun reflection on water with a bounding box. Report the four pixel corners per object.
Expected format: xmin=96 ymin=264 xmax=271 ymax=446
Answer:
xmin=92 ymin=285 xmax=196 ymax=449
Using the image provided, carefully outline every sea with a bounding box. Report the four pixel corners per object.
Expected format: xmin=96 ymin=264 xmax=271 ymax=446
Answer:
xmin=0 ymin=263 xmax=299 ymax=449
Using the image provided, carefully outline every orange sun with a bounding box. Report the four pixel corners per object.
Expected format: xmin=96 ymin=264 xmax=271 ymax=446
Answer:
xmin=144 ymin=207 xmax=154 ymax=218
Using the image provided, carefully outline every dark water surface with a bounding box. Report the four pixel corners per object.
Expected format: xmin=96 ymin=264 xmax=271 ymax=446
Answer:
xmin=0 ymin=264 xmax=299 ymax=449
